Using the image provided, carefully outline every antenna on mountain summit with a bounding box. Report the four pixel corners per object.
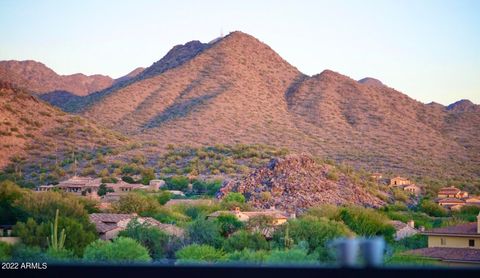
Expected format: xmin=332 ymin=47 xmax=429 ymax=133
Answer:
xmin=220 ymin=28 xmax=224 ymax=37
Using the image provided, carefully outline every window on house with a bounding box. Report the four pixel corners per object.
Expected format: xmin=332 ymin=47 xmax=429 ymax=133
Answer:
xmin=469 ymin=239 xmax=475 ymax=247
xmin=441 ymin=238 xmax=446 ymax=245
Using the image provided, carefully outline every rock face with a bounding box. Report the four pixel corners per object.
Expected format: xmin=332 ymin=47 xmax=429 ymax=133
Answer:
xmin=218 ymin=154 xmax=385 ymax=213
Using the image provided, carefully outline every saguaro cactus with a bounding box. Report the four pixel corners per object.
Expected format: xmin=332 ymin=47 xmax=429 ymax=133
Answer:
xmin=47 ymin=209 xmax=66 ymax=250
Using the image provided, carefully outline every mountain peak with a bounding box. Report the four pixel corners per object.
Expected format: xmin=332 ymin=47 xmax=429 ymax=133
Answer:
xmin=358 ymin=77 xmax=383 ymax=86
xmin=447 ymin=99 xmax=476 ymax=112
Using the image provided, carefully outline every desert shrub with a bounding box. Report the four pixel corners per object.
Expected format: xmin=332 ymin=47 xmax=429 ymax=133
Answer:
xmin=144 ymin=207 xmax=190 ymax=225
xmin=81 ymin=166 xmax=96 ymax=176
xmin=0 ymin=241 xmax=12 ymax=261
xmin=83 ymin=237 xmax=151 ymax=263
xmin=304 ymin=205 xmax=342 ymax=221
xmin=392 ymin=188 xmax=409 ymax=202
xmin=121 ymin=164 xmax=141 ymax=175
xmin=45 ymin=247 xmax=75 ymax=261
xmin=176 ymin=244 xmax=225 ymax=264
xmin=385 ymin=253 xmax=438 ymax=266
xmin=265 ymin=247 xmax=317 ymax=265
xmin=223 ymin=231 xmax=269 ymax=252
xmin=192 ymin=179 xmax=222 ymax=196
xmin=10 ymin=244 xmax=46 ymax=262
xmin=221 ymin=192 xmax=247 ymax=209
xmin=326 ymin=169 xmax=339 ymax=181
xmin=260 ymin=191 xmax=272 ymax=202
xmin=226 ymin=249 xmax=269 ymax=264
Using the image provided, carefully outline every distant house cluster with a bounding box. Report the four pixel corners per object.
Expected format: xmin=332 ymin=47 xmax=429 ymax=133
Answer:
xmin=37 ymin=176 xmax=166 ymax=200
xmin=436 ymin=186 xmax=479 ymax=211
xmin=36 ymin=176 xmax=171 ymax=210
xmin=389 ymin=176 xmax=422 ymax=196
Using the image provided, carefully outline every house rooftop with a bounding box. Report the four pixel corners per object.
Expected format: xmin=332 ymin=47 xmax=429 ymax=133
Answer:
xmin=409 ymin=247 xmax=480 ymax=263
xmin=438 ymin=186 xmax=461 ymax=193
xmin=438 ymin=198 xmax=465 ymax=203
xmin=422 ymin=222 xmax=478 ymax=236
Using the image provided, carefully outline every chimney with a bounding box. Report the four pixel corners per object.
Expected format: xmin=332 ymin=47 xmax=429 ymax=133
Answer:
xmin=407 ymin=220 xmax=415 ymax=229
xmin=477 ymin=213 xmax=480 ymax=234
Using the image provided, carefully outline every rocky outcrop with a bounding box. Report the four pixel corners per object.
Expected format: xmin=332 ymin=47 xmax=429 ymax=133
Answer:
xmin=218 ymin=154 xmax=385 ymax=213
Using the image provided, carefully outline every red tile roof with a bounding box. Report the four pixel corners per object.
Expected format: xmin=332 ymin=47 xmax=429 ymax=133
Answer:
xmin=438 ymin=187 xmax=461 ymax=194
xmin=438 ymin=198 xmax=465 ymax=204
xmin=408 ymin=247 xmax=480 ymax=263
xmin=423 ymin=222 xmax=479 ymax=236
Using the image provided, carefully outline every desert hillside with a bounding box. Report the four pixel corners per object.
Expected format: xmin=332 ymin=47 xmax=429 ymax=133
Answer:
xmin=0 ymin=60 xmax=115 ymax=96
xmin=68 ymin=31 xmax=479 ymax=179
xmin=0 ymin=81 xmax=126 ymax=169
xmin=1 ymin=32 xmax=479 ymax=179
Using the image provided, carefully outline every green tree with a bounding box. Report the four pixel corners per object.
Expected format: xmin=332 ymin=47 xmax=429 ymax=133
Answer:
xmin=223 ymin=192 xmax=245 ymax=203
xmin=12 ymin=218 xmax=50 ymax=248
xmin=340 ymin=206 xmax=395 ymax=241
xmin=419 ymin=200 xmax=448 ymax=217
xmin=175 ymin=244 xmax=225 ymax=264
xmin=122 ymin=176 xmax=136 ymax=184
xmin=166 ymin=176 xmax=189 ymax=191
xmin=273 ymin=217 xmax=353 ymax=253
xmin=83 ymin=237 xmax=151 ymax=263
xmin=223 ymin=230 xmax=269 ymax=252
xmin=118 ymin=220 xmax=170 ymax=260
xmin=215 ymin=214 xmax=244 ymax=237
xmin=140 ymin=168 xmax=156 ymax=185
xmin=157 ymin=191 xmax=172 ymax=205
xmin=113 ymin=192 xmax=160 ymax=214
xmin=97 ymin=184 xmax=114 ymax=196
xmin=186 ymin=219 xmax=223 ymax=248
xmin=0 ymin=180 xmax=28 ymax=224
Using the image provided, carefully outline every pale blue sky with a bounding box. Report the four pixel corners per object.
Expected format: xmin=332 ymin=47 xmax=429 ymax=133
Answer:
xmin=1 ymin=0 xmax=479 ymax=105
